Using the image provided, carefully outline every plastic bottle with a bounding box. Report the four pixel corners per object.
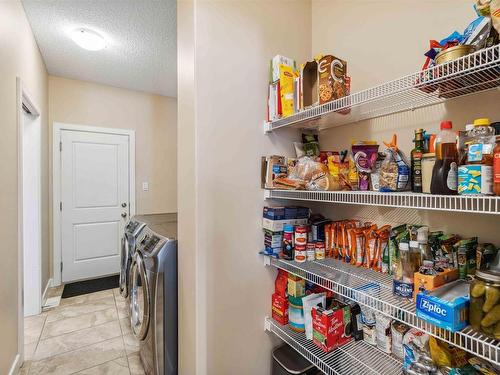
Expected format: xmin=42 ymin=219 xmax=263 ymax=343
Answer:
xmin=430 ymin=121 xmax=458 ymax=195
xmin=411 ymin=129 xmax=424 ymax=193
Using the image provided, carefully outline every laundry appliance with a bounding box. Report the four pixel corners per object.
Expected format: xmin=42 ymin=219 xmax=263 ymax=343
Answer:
xmin=130 ymin=219 xmax=177 ymax=375
xmin=119 ymin=218 xmax=146 ymax=298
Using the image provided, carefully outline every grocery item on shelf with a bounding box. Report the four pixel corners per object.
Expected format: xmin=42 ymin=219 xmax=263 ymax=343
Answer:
xmin=428 ymin=336 xmax=469 ymax=369
xmin=477 ymin=243 xmax=499 ymax=271
xmin=272 ymin=293 xmax=289 ymax=325
xmin=288 ymin=274 xmax=305 ymax=298
xmin=431 ymin=121 xmax=459 ymax=195
xmin=282 ymin=225 xmax=295 ymax=260
xmin=379 ymin=134 xmax=410 ymax=192
xmin=402 ymin=329 xmax=434 ymax=373
xmin=302 ymin=293 xmax=326 ymax=340
xmin=414 ymin=267 xmax=459 ymax=297
xmin=318 ymin=55 xmax=348 ymax=105
xmin=375 ymin=313 xmax=392 ymax=354
xmin=456 ymin=237 xmax=479 ymax=278
xmin=458 ymin=118 xmax=495 ymax=195
xmin=416 ymin=279 xmax=470 ymax=331
xmin=280 ymin=64 xmax=295 ymax=118
xmin=270 ymin=55 xmax=296 ymax=83
xmin=411 ymin=129 xmax=425 ymax=193
xmin=351 ymin=141 xmax=379 ymax=191
xmin=421 ymin=153 xmax=436 ymax=194
xmin=346 ymin=301 xmax=363 ymax=341
xmin=288 ymin=295 xmax=305 ymax=332
xmin=391 ymin=322 xmax=410 ymax=360
xmin=470 ymin=269 xmax=500 ymax=338
xmin=494 ymin=122 xmax=500 ymax=195
xmin=311 ymin=299 xmax=351 ymax=353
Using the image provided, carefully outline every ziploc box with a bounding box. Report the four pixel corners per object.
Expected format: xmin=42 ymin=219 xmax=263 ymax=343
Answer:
xmin=263 ymin=206 xmax=285 ymax=220
xmin=416 ymin=280 xmax=469 ymax=332
xmin=312 ymin=300 xmax=352 ymax=352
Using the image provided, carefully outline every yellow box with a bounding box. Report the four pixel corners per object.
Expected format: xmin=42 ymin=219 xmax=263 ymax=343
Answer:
xmin=279 ymin=64 xmax=295 ymax=118
xmin=287 ymin=275 xmax=305 ymax=297
xmin=414 ymin=268 xmax=459 ymax=298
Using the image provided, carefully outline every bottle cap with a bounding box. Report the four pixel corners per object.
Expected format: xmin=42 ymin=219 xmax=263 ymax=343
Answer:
xmin=283 ymin=224 xmax=294 ymax=232
xmin=440 ymin=121 xmax=452 ymax=130
xmin=473 ymin=118 xmax=490 ymax=127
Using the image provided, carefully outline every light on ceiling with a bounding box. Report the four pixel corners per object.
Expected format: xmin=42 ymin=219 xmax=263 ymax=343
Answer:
xmin=70 ymin=28 xmax=106 ymax=51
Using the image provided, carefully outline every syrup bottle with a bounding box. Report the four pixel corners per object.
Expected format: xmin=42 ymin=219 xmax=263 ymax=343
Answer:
xmin=430 ymin=121 xmax=458 ymax=195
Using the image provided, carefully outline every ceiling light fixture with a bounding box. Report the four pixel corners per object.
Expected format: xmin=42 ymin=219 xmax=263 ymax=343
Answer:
xmin=70 ymin=28 xmax=106 ymax=51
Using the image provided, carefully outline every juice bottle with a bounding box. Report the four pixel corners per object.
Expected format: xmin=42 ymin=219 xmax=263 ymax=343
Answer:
xmin=411 ymin=129 xmax=424 ymax=193
xmin=431 ymin=121 xmax=458 ymax=195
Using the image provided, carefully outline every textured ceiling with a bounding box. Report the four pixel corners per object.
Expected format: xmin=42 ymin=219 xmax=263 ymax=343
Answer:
xmin=22 ymin=0 xmax=177 ymax=97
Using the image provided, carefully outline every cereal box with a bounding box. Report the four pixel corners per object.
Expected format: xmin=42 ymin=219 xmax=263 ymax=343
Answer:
xmin=317 ymin=55 xmax=348 ymax=105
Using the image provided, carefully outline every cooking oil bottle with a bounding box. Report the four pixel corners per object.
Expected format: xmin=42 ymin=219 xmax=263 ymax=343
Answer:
xmin=411 ymin=129 xmax=424 ymax=193
xmin=431 ymin=121 xmax=458 ymax=195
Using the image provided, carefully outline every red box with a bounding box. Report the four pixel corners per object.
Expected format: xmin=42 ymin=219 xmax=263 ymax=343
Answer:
xmin=312 ymin=300 xmax=351 ymax=352
xmin=272 ymin=293 xmax=289 ymax=325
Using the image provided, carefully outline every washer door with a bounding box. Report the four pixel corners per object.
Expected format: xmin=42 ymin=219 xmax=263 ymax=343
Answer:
xmin=130 ymin=251 xmax=150 ymax=340
xmin=119 ymin=235 xmax=129 ymax=298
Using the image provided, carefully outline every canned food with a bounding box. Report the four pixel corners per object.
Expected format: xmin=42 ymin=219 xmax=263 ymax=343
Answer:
xmin=306 ymin=243 xmax=316 ymax=261
xmin=294 ymin=244 xmax=306 ymax=263
xmin=294 ymin=225 xmax=308 ymax=245
xmin=315 ymin=241 xmax=326 ymax=260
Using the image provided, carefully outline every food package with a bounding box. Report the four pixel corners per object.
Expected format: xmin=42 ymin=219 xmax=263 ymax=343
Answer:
xmin=456 ymin=237 xmax=479 ymax=278
xmin=379 ymin=135 xmax=410 ymax=192
xmin=288 ymin=295 xmax=305 ymax=332
xmin=469 ymin=356 xmax=500 ymax=375
xmin=477 ymin=243 xmax=499 ymax=271
xmin=416 ymin=280 xmax=470 ymax=332
xmin=327 ymin=151 xmax=356 ymax=190
xmin=288 ymin=275 xmax=306 ymax=297
xmin=300 ymin=60 xmax=318 ymax=109
xmin=391 ymin=322 xmax=410 ymax=359
xmin=370 ymin=153 xmax=385 ymax=191
xmin=279 ymin=64 xmax=295 ymax=118
xmin=288 ymin=156 xmax=328 ymax=183
xmin=270 ymin=55 xmax=295 ymax=83
xmin=493 ymin=0 xmax=500 ymax=34
xmin=317 ymin=55 xmax=348 ymax=105
xmin=402 ymin=329 xmax=433 ymax=372
xmin=312 ymin=299 xmax=352 ymax=352
xmin=351 ymin=142 xmax=379 ymax=191
xmin=275 ymin=269 xmax=288 ymax=296
xmin=429 ymin=336 xmax=469 ymax=368
xmin=307 ymin=171 xmax=341 ymax=191
xmin=375 ymin=313 xmax=392 ymax=354
xmin=354 ymin=282 xmax=380 ymax=326
xmin=302 ymin=133 xmax=320 ymax=157
xmin=272 ymin=293 xmax=289 ymax=325
xmin=302 ymin=293 xmax=326 ymax=340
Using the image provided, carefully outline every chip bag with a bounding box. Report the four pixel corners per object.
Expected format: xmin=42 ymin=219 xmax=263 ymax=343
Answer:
xmin=379 ymin=134 xmax=410 ymax=192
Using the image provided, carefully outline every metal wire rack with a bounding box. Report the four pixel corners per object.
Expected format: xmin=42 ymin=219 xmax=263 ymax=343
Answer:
xmin=265 ymin=317 xmax=402 ymax=375
xmin=265 ymin=256 xmax=500 ymax=366
xmin=264 ymin=189 xmax=500 ymax=215
xmin=264 ymin=44 xmax=500 ymax=132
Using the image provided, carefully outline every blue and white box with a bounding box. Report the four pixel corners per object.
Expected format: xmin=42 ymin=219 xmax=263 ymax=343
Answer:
xmin=416 ymin=280 xmax=469 ymax=332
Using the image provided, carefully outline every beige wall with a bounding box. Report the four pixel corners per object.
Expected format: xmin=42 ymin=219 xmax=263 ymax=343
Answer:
xmin=0 ymin=1 xmax=48 ymax=373
xmin=178 ymin=1 xmax=311 ymax=373
xmin=49 ymin=76 xmax=177 ymax=215
xmin=311 ymin=0 xmax=500 ymax=239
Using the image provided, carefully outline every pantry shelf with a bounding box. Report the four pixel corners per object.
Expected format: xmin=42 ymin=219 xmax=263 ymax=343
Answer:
xmin=264 ymin=189 xmax=500 ymax=215
xmin=265 ymin=317 xmax=402 ymax=375
xmin=264 ymin=44 xmax=500 ymax=133
xmin=265 ymin=256 xmax=500 ymax=366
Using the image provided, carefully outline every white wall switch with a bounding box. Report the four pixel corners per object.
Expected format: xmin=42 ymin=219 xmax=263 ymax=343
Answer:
xmin=142 ymin=182 xmax=149 ymax=191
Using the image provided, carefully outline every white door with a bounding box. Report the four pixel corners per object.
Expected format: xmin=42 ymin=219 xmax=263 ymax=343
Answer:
xmin=60 ymin=130 xmax=130 ymax=282
xmin=23 ymin=108 xmax=42 ymax=316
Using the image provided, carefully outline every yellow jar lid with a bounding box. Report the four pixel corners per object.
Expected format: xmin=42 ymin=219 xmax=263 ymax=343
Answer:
xmin=474 ymin=118 xmax=490 ymax=126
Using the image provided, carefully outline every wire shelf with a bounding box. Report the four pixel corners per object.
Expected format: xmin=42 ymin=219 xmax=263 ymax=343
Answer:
xmin=265 ymin=317 xmax=402 ymax=375
xmin=267 ymin=257 xmax=500 ymax=366
xmin=264 ymin=44 xmax=500 ymax=132
xmin=264 ymin=189 xmax=500 ymax=215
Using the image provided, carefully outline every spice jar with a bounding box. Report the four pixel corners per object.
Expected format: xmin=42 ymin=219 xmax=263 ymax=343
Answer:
xmin=470 ymin=270 xmax=500 ymax=338
xmin=421 ymin=153 xmax=436 ymax=194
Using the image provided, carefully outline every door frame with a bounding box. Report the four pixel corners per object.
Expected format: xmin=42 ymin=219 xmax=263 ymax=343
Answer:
xmin=16 ymin=77 xmax=42 ymax=367
xmin=52 ymin=122 xmax=136 ymax=286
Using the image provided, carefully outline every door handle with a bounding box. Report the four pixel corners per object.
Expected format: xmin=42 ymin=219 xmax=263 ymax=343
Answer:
xmin=121 ymin=212 xmax=127 ymax=218
xmin=122 ymin=203 xmax=127 ymax=208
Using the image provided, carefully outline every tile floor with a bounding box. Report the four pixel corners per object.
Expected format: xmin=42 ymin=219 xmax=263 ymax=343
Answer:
xmin=20 ymin=286 xmax=145 ymax=375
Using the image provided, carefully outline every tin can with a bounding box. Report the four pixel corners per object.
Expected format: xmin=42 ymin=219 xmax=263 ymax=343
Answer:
xmin=306 ymin=243 xmax=316 ymax=261
xmin=294 ymin=225 xmax=308 ymax=246
xmin=315 ymin=241 xmax=326 ymax=260
xmin=294 ymin=244 xmax=306 ymax=263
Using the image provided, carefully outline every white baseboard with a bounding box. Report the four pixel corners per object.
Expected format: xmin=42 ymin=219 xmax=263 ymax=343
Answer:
xmin=42 ymin=278 xmax=53 ymax=306
xmin=8 ymin=354 xmax=21 ymax=375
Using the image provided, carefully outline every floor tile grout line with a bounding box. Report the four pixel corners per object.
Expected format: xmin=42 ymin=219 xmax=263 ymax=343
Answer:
xmin=45 ymin=302 xmax=117 ymax=325
xmin=58 ymin=290 xmax=115 ymax=308
xmin=69 ymin=356 xmax=131 ymax=375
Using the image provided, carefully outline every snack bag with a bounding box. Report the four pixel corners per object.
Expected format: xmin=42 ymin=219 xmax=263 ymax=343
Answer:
xmin=352 ymin=142 xmax=379 ymax=191
xmin=380 ymin=135 xmax=410 ymax=192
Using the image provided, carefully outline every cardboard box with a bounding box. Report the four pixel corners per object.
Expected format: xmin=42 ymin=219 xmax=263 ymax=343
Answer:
xmin=301 ymin=60 xmax=318 ymax=109
xmin=270 ymin=55 xmax=295 ymax=83
xmin=312 ymin=300 xmax=352 ymax=352
xmin=287 ymin=275 xmax=305 ymax=297
xmin=262 ymin=217 xmax=308 ymax=232
xmin=279 ymin=64 xmax=295 ymax=118
xmin=414 ymin=268 xmax=459 ymax=297
xmin=263 ymin=206 xmax=285 ymax=220
xmin=272 ymin=293 xmax=289 ymax=325
xmin=416 ymin=280 xmax=469 ymax=332
xmin=261 ymin=155 xmax=287 ymax=189
xmin=318 ymin=55 xmax=348 ymax=105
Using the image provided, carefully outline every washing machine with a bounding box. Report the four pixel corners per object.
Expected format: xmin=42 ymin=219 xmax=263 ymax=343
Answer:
xmin=119 ymin=218 xmax=146 ymax=298
xmin=130 ymin=223 xmax=177 ymax=375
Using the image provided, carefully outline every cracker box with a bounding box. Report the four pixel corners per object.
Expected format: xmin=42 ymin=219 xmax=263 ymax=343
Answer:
xmin=272 ymin=293 xmax=289 ymax=325
xmin=317 ymin=55 xmax=348 ymax=105
xmin=312 ymin=300 xmax=352 ymax=352
xmin=270 ymin=55 xmax=295 ymax=83
xmin=279 ymin=64 xmax=295 ymax=118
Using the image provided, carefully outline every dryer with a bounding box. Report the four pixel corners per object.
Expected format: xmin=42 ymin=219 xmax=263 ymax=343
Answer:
xmin=130 ymin=223 xmax=177 ymax=375
xmin=119 ymin=218 xmax=146 ymax=298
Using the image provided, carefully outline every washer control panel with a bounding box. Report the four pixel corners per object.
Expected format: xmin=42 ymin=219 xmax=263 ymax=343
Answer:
xmin=137 ymin=227 xmax=165 ymax=255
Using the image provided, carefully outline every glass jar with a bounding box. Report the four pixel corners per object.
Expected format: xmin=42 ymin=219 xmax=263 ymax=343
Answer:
xmin=470 ymin=270 xmax=500 ymax=338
